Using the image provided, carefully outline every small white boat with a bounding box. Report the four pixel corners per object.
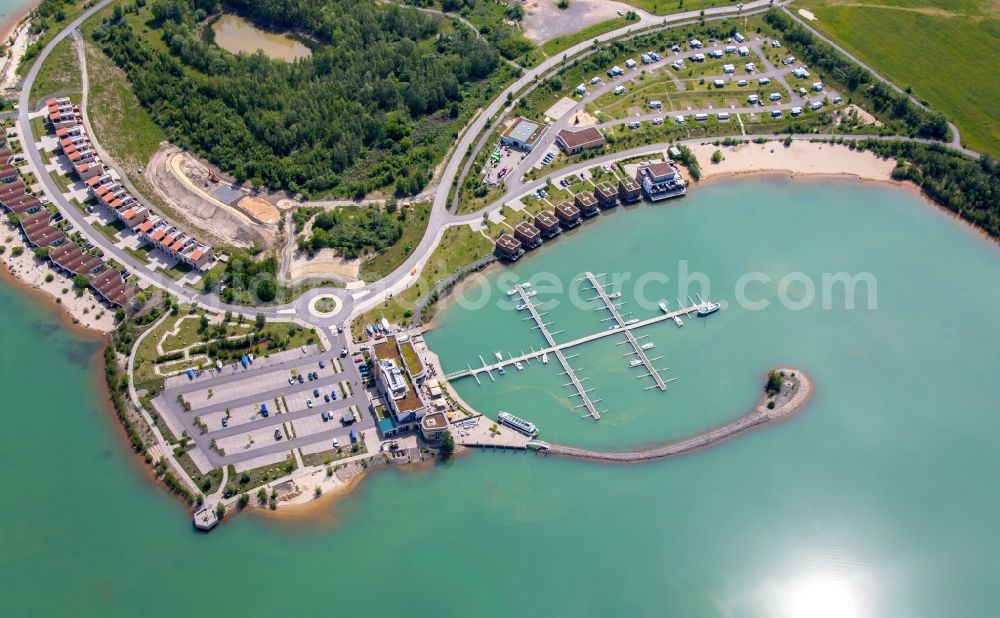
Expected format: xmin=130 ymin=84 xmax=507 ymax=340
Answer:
xmin=515 ymin=361 xmax=524 ymax=371
xmin=498 ymin=366 xmax=505 ymax=375
xmin=506 ymin=282 xmax=531 ymax=295
xmin=640 ymin=342 xmax=655 ymax=350
xmin=625 ymin=318 xmax=638 ymax=325
xmin=659 ymin=301 xmax=670 ymax=313
xmin=506 ymin=287 xmax=518 ymax=296
xmin=698 ymin=302 xmax=721 ymax=316
xmin=629 ymin=359 xmax=644 ymax=368
xmin=515 ymin=303 xmax=528 ymax=311
xmin=541 ymin=352 xmax=549 ymax=364
xmin=673 ymin=315 xmax=684 ymax=327
xmin=608 ymin=324 xmax=620 ymax=330
xmin=524 ymin=290 xmax=538 ymax=297
xmin=494 ymin=352 xmax=503 ymax=362
xmin=607 ymin=292 xmax=622 ymax=299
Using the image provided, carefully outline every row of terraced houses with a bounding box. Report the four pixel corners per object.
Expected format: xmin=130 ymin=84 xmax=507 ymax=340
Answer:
xmin=48 ymin=98 xmax=213 ymax=271
xmin=0 ymin=138 xmax=141 ymax=308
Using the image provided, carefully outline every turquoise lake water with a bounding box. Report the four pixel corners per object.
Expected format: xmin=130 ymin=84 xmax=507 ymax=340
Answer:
xmin=2 ymin=178 xmax=1000 ymax=617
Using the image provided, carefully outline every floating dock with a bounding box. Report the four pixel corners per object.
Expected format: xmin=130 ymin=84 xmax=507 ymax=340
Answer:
xmin=582 ymin=272 xmax=668 ymax=391
xmin=512 ymin=285 xmax=603 ymax=420
xmin=445 ymin=278 xmax=716 ymax=421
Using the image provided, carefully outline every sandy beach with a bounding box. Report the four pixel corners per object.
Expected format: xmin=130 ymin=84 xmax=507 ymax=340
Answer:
xmin=691 ymin=141 xmax=896 ymax=182
xmin=1 ymin=226 xmax=117 ymax=333
xmin=1 ymin=2 xmax=35 ymax=91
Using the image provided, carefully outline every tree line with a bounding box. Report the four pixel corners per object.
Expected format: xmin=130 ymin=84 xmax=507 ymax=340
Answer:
xmin=93 ymin=0 xmax=502 ymax=198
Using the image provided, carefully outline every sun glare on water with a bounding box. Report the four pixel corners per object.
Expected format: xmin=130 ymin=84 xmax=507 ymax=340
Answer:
xmin=783 ymin=575 xmax=864 ymax=618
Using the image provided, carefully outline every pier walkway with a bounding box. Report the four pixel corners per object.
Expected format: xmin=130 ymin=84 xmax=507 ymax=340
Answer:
xmin=444 ymin=286 xmax=714 ymax=401
xmin=582 ymin=272 xmax=668 ymax=391
xmin=514 ymin=285 xmax=603 ymax=420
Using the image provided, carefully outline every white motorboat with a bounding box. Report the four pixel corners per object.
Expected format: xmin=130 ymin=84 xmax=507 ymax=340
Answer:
xmin=515 ymin=361 xmax=524 ymax=370
xmin=658 ymin=301 xmax=670 ymax=313
xmin=629 ymin=359 xmax=644 ymax=368
xmin=698 ymin=302 xmax=721 ymax=316
xmin=673 ymin=315 xmax=684 ymax=327
xmin=640 ymin=342 xmax=656 ymax=350
xmin=524 ymin=290 xmax=538 ymax=297
xmin=494 ymin=351 xmax=503 ymax=362
xmin=625 ymin=318 xmax=639 ymax=325
xmin=515 ymin=302 xmax=528 ymax=311
xmin=541 ymin=352 xmax=549 ymax=364
xmin=607 ymin=292 xmax=622 ymax=299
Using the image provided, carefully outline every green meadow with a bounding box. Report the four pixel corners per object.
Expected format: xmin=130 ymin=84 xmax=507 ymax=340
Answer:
xmin=794 ymin=0 xmax=1000 ymax=155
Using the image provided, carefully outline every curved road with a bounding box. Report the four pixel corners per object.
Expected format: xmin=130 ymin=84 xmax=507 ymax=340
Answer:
xmin=17 ymin=0 xmax=973 ymax=332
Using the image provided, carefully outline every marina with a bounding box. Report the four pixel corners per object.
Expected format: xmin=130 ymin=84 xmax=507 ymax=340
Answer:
xmin=445 ymin=273 xmax=718 ymax=420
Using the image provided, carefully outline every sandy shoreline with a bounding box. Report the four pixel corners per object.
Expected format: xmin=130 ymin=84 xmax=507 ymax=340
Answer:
xmin=690 ymin=141 xmax=896 ymax=182
xmin=1 ymin=1 xmax=35 ymax=42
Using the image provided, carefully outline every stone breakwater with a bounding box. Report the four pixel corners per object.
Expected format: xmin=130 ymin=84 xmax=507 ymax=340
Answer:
xmin=540 ymin=368 xmax=812 ymax=463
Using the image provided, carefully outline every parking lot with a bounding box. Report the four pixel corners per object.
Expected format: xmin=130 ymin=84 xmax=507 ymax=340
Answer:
xmin=154 ymin=329 xmax=375 ymax=468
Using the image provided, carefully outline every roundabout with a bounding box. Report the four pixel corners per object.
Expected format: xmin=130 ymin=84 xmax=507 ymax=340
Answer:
xmin=307 ymin=293 xmax=343 ymax=319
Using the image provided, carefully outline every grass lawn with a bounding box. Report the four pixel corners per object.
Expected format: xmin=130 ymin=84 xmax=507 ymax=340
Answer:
xmin=50 ymin=170 xmax=75 ymax=193
xmin=351 ymin=224 xmax=493 ymax=338
xmin=132 ymin=310 xmax=321 ymax=388
xmin=124 ymin=244 xmax=151 ymax=264
xmin=30 ymin=36 xmax=82 ymax=103
xmin=794 ymin=0 xmax=1000 ymax=155
xmin=93 ymin=221 xmax=122 ymax=244
xmin=624 ymin=0 xmax=739 ymax=14
xmin=227 ymin=458 xmax=297 ymax=494
xmin=358 ymin=201 xmax=431 ymax=282
xmin=535 ymin=16 xmax=641 ymax=62
xmin=80 ymin=38 xmax=165 ymax=169
xmin=159 ymin=261 xmax=193 ymax=282
xmin=30 ymin=116 xmax=47 ymax=142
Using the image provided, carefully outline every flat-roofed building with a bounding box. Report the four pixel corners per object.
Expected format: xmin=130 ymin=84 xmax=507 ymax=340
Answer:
xmin=618 ymin=177 xmax=641 ymax=203
xmin=513 ymin=220 xmax=542 ymax=249
xmin=554 ymin=200 xmax=581 ymax=228
xmin=594 ymin=181 xmax=618 ymax=208
xmin=500 ymin=117 xmax=547 ymax=152
xmin=636 ymin=161 xmax=686 ymax=201
xmin=574 ymin=190 xmax=599 ymax=217
xmin=554 ymin=127 xmax=606 ymax=154
xmin=533 ymin=210 xmax=561 ymax=238
xmin=371 ymin=335 xmax=428 ymax=438
xmin=419 ymin=412 xmax=449 ymax=442
xmin=495 ymin=233 xmax=524 ymax=261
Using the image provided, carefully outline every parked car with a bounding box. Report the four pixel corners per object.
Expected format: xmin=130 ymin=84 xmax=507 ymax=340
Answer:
xmin=324 ymin=394 xmax=330 ymax=403
xmin=313 ymin=388 xmax=320 ymax=397
xmin=274 ymin=430 xmax=282 ymax=441
xmin=306 ymin=399 xmax=313 ymax=408
xmin=321 ymin=411 xmax=329 ymax=422
xmin=298 ymin=374 xmax=304 ymax=383
xmin=337 ymin=324 xmax=344 ymax=333
xmin=332 ymin=438 xmax=340 ymax=448
xmin=319 ymin=360 xmax=325 ymax=369
xmin=340 ymin=347 xmax=348 ymax=357
xmin=331 ymin=390 xmax=338 ymax=401
xmin=221 ymin=417 xmax=228 ymax=428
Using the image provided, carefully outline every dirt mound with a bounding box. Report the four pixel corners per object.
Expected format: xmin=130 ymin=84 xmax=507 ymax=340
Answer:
xmin=144 ymin=144 xmax=275 ymax=249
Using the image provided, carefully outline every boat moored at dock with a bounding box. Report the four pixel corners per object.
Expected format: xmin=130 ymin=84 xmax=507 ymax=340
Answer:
xmin=497 ymin=411 xmax=539 ymax=437
xmin=659 ymin=301 xmax=670 ymax=313
xmin=698 ymin=302 xmax=721 ymax=316
xmin=629 ymin=359 xmax=644 ymax=368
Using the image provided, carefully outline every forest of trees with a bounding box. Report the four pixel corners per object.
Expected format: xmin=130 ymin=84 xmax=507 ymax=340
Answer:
xmin=297 ymin=208 xmax=403 ymax=258
xmin=94 ymin=0 xmax=502 ymax=198
xmin=764 ymin=10 xmax=949 ymax=140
